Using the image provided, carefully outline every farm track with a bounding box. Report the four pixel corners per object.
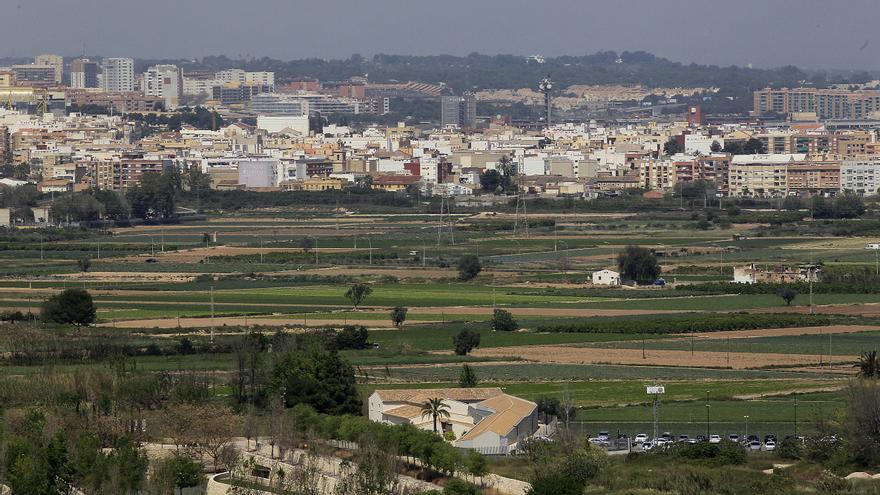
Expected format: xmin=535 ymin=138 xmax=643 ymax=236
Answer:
xmin=467 ymin=345 xmax=859 ymax=371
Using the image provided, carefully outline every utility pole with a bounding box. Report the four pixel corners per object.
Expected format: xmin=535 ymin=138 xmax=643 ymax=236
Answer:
xmin=40 ymin=235 xmax=44 ymax=261
xmin=210 ymin=285 xmax=215 ymax=343
xmin=706 ymin=391 xmax=710 ymax=438
xmin=793 ymin=396 xmax=798 ymax=437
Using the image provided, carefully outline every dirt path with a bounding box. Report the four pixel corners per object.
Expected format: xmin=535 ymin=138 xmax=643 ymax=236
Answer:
xmin=468 ymin=345 xmax=859 ymax=370
xmin=679 ymin=325 xmax=880 ymax=340
xmin=752 ymin=303 xmax=880 ymax=317
xmin=407 ymin=306 xmax=682 ymax=317
xmin=97 ymin=316 xmax=430 ymax=329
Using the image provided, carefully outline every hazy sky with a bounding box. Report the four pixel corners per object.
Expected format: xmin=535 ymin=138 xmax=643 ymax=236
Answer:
xmin=3 ymin=0 xmax=880 ymax=70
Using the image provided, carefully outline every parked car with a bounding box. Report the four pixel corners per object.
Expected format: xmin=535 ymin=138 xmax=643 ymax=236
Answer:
xmin=748 ymin=440 xmax=762 ymax=451
xmin=695 ymin=435 xmax=707 ymax=443
xmin=728 ymin=434 xmax=740 ymax=443
xmin=677 ymin=435 xmax=690 ymax=443
xmin=635 ymin=433 xmax=649 ymax=444
xmin=747 ymin=435 xmax=759 ymax=444
xmin=709 ymin=435 xmax=722 ymax=444
xmin=764 ymin=440 xmax=776 ymax=451
xmin=597 ymin=431 xmax=610 ymax=441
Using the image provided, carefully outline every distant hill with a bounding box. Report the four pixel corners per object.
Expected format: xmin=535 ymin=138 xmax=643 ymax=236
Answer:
xmin=171 ymin=51 xmax=876 ymax=94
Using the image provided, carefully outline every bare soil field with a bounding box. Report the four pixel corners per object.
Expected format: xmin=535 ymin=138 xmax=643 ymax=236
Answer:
xmin=468 ymin=345 xmax=858 ymax=370
xmin=272 ymin=266 xmax=456 ymax=279
xmin=118 ymin=246 xmax=358 ymax=263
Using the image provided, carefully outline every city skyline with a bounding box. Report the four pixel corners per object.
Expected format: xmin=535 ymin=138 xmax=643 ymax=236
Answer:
xmin=3 ymin=0 xmax=880 ymax=71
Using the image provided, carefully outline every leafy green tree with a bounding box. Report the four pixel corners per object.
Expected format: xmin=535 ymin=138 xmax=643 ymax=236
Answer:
xmin=94 ymin=189 xmax=131 ymax=221
xmin=126 ymin=170 xmax=176 ymax=219
xmin=833 ymin=192 xmax=866 ymax=219
xmin=777 ymin=287 xmax=797 ymax=306
xmin=491 ymin=309 xmax=519 ymax=331
xmin=390 ymin=306 xmax=408 ymax=327
xmin=420 ymin=398 xmax=451 ymax=434
xmin=459 ymin=364 xmax=478 ymax=388
xmin=617 ymin=245 xmax=661 ymax=285
xmin=710 ymin=140 xmax=723 ymax=153
xmin=457 ymin=255 xmax=482 ymax=281
xmin=663 ymin=138 xmax=683 ymax=155
xmin=41 ymin=288 xmax=97 ymax=327
xmin=479 ymin=169 xmax=503 ymax=193
xmin=742 ymin=138 xmax=766 ymax=154
xmin=465 ymin=450 xmax=488 ymax=486
xmin=50 ymin=193 xmax=105 ymax=222
xmin=269 ymin=347 xmax=362 ymax=415
xmin=335 ymin=325 xmax=369 ymax=350
xmin=344 ymin=283 xmax=373 ymax=309
xmin=453 ymin=329 xmax=481 ymax=356
xmin=154 ymin=455 xmax=202 ymax=495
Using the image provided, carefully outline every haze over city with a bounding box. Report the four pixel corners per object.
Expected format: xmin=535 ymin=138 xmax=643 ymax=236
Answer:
xmin=3 ymin=0 xmax=880 ymax=70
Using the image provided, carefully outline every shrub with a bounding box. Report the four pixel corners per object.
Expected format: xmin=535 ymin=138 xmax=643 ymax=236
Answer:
xmin=457 ymin=255 xmax=482 ymax=281
xmin=452 ymin=330 xmax=481 ymax=356
xmin=491 ymin=309 xmax=519 ymax=332
xmin=775 ymin=438 xmax=803 ymax=460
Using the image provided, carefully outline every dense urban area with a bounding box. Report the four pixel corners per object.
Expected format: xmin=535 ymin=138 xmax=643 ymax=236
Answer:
xmin=0 ymin=45 xmax=879 ymax=495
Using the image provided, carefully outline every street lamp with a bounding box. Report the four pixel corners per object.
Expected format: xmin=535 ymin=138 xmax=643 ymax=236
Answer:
xmin=744 ymin=415 xmax=750 ymax=441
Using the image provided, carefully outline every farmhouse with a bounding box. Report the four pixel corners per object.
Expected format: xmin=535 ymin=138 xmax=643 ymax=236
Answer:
xmin=368 ymin=388 xmax=540 ymax=453
xmin=733 ymin=263 xmax=821 ymax=284
xmin=592 ymin=269 xmax=621 ymax=286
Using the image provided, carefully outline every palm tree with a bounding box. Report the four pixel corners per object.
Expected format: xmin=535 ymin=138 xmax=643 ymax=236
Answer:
xmin=420 ymin=398 xmax=451 ymax=434
xmin=855 ymin=350 xmax=879 ymax=378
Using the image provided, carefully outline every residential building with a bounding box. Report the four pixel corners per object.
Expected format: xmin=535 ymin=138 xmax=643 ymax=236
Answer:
xmin=592 ymin=269 xmax=621 ymax=286
xmin=101 ymin=58 xmax=135 ymax=93
xmin=10 ymin=65 xmax=56 ymax=85
xmin=786 ymin=162 xmax=841 ymax=197
xmin=237 ymin=159 xmax=279 ymax=188
xmin=440 ymin=94 xmax=477 ymax=128
xmin=368 ymin=388 xmax=540 ymax=453
xmin=841 ymin=159 xmax=880 ymax=196
xmin=729 ymin=154 xmax=804 ymax=198
xmin=69 ymin=59 xmax=99 ymax=89
xmin=211 ymin=83 xmax=272 ymax=105
xmin=754 ymin=87 xmax=880 ymax=119
xmin=144 ymin=65 xmax=183 ymax=109
xmin=35 ymin=54 xmax=63 ymax=84
xmin=256 ymin=115 xmax=309 ymax=135
xmin=93 ymin=158 xmax=171 ymax=191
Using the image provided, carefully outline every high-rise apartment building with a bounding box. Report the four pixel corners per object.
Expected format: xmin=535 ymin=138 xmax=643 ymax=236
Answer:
xmin=69 ymin=59 xmax=99 ymax=89
xmin=101 ymin=58 xmax=135 ymax=92
xmin=440 ymin=95 xmax=477 ymax=128
xmin=35 ymin=54 xmax=63 ymax=83
xmin=754 ymin=87 xmax=880 ymax=119
xmin=144 ymin=65 xmax=183 ymax=109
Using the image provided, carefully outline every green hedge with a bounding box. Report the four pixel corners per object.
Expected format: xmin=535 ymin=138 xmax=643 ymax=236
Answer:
xmin=680 ymin=281 xmax=880 ymax=295
xmin=536 ymin=313 xmax=830 ymax=334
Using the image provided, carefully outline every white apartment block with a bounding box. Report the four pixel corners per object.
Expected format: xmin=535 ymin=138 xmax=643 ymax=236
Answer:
xmin=144 ymin=65 xmax=183 ymax=109
xmin=101 ymin=58 xmax=135 ymax=92
xmin=841 ymin=159 xmax=880 ymax=196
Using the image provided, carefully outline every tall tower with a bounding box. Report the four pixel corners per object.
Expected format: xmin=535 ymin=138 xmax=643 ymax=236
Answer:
xmin=538 ymin=75 xmax=553 ymax=128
